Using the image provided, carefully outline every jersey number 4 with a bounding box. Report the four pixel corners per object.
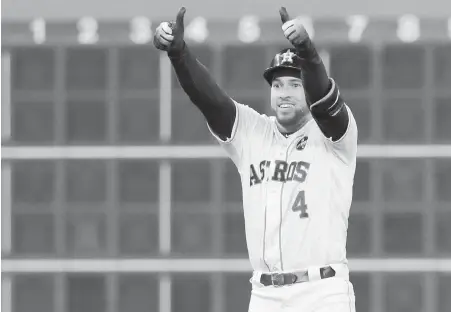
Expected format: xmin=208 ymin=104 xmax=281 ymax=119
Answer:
xmin=292 ymin=190 xmax=309 ymax=218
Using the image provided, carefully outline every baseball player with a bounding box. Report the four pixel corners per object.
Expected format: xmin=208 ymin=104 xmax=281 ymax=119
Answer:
xmin=154 ymin=6 xmax=358 ymax=312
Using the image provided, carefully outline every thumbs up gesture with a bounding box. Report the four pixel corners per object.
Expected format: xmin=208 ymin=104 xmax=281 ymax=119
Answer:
xmin=279 ymin=7 xmax=310 ymax=46
xmin=153 ymin=7 xmax=186 ymax=53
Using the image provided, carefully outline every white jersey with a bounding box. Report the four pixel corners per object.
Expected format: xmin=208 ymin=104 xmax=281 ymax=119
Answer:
xmin=208 ymin=86 xmax=358 ymax=273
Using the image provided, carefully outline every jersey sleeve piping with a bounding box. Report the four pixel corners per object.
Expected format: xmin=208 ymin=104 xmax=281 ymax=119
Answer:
xmin=206 ymin=100 xmax=240 ymax=144
xmin=325 ymin=105 xmax=353 ymax=145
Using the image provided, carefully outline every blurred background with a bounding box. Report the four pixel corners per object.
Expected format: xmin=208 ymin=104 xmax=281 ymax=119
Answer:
xmin=1 ymin=0 xmax=451 ymax=312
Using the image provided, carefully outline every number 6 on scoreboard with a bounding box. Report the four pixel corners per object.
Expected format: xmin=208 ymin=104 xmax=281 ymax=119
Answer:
xmin=292 ymin=190 xmax=309 ymax=218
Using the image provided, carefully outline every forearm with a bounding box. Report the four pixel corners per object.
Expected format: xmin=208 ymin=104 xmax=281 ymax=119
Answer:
xmin=168 ymin=42 xmax=236 ymax=139
xmin=295 ymin=39 xmax=349 ymax=141
xmin=294 ymin=38 xmax=330 ymax=105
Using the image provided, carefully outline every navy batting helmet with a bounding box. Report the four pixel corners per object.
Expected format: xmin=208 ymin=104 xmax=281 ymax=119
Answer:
xmin=263 ymin=48 xmax=303 ymax=85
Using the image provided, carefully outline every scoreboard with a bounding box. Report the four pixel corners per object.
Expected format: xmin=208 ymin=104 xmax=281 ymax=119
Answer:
xmin=2 ymin=15 xmax=451 ymax=148
xmin=2 ymin=15 xmax=451 ymax=46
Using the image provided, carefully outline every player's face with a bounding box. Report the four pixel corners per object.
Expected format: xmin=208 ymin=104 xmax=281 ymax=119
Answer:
xmin=270 ymin=76 xmax=309 ymax=127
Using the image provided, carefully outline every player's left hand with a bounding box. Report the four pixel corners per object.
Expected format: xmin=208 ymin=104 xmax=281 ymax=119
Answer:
xmin=279 ymin=7 xmax=310 ymax=46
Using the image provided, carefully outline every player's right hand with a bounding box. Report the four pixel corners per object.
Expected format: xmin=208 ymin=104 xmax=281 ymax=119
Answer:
xmin=153 ymin=7 xmax=186 ymax=53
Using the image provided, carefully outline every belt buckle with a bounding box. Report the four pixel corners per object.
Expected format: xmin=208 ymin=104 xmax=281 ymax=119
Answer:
xmin=271 ymin=273 xmax=285 ymax=287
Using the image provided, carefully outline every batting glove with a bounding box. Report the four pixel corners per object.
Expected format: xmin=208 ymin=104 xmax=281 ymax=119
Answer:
xmin=153 ymin=7 xmax=186 ymax=54
xmin=279 ymin=7 xmax=310 ymax=46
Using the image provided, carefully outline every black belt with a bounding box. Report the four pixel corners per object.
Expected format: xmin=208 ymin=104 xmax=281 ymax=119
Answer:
xmin=260 ymin=266 xmax=336 ymax=287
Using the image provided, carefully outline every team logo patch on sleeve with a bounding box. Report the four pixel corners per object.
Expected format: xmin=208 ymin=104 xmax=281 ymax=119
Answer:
xmin=296 ymin=136 xmax=309 ymax=150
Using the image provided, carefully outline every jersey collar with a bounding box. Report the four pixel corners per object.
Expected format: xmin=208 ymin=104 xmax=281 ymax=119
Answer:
xmin=271 ymin=117 xmax=314 ymax=142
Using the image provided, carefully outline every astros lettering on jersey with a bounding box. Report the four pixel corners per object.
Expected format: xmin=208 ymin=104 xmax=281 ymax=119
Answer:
xmin=208 ymin=80 xmax=358 ymax=274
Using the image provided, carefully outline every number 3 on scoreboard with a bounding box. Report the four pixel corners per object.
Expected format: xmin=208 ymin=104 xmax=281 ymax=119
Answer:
xmin=77 ymin=17 xmax=99 ymax=44
xmin=292 ymin=190 xmax=309 ymax=218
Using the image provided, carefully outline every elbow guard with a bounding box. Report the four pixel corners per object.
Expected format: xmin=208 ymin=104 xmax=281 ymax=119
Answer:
xmin=310 ymin=79 xmax=349 ymax=141
xmin=310 ymin=79 xmax=344 ymax=117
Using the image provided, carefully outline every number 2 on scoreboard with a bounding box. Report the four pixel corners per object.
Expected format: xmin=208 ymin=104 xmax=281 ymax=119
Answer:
xmin=292 ymin=190 xmax=309 ymax=218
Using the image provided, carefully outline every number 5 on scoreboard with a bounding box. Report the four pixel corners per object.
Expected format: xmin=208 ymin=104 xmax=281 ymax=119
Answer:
xmin=292 ymin=190 xmax=309 ymax=218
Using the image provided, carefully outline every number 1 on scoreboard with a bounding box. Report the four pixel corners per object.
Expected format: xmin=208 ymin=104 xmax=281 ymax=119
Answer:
xmin=30 ymin=18 xmax=46 ymax=44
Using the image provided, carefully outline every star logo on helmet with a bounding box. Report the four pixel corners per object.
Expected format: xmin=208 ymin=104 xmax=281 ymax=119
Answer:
xmin=281 ymin=50 xmax=295 ymax=63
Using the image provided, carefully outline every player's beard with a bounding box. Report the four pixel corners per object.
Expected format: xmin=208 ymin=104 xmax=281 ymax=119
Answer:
xmin=276 ymin=105 xmax=311 ymax=132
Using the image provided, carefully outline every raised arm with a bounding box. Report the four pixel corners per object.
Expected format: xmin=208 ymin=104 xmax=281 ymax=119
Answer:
xmin=153 ymin=7 xmax=236 ymax=140
xmin=279 ymin=7 xmax=350 ymax=142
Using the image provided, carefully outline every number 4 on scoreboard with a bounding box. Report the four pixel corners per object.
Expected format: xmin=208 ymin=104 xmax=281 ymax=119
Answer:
xmin=185 ymin=16 xmax=208 ymax=43
xmin=292 ymin=190 xmax=309 ymax=218
xmin=346 ymin=15 xmax=368 ymax=43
